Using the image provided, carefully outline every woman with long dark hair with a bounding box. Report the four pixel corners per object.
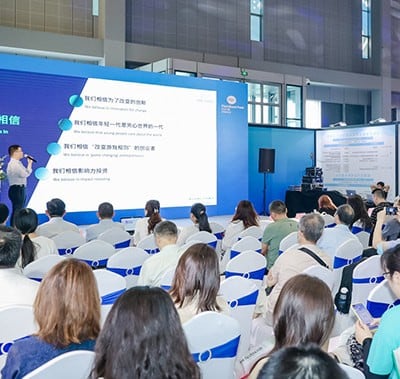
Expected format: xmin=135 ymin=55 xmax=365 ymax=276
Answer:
xmin=177 ymin=203 xmax=212 ymax=245
xmin=347 ymin=194 xmax=372 ymax=233
xmin=91 ymin=286 xmax=200 ymax=379
xmin=14 ymin=207 xmax=57 ymax=269
xmin=170 ymin=243 xmax=229 ymax=323
xmin=133 ymin=199 xmax=162 ymax=245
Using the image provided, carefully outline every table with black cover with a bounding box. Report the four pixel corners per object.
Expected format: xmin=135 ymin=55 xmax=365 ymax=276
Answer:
xmin=285 ymin=190 xmax=347 ymax=218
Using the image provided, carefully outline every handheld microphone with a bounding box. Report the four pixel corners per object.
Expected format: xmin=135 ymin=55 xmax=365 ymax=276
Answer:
xmin=24 ymin=154 xmax=37 ymax=163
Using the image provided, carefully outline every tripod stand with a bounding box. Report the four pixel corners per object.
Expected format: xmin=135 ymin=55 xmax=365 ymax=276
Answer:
xmin=262 ymin=172 xmax=268 ymax=216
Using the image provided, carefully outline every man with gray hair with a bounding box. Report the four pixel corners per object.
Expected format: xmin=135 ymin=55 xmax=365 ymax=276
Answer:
xmin=0 ymin=225 xmax=39 ymax=306
xmin=263 ymin=213 xmax=331 ymax=324
xmin=137 ymin=221 xmax=181 ymax=287
xmin=317 ymin=204 xmax=361 ymax=259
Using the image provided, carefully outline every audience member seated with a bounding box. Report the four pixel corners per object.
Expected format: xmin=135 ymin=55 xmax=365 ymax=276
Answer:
xmin=318 ymin=194 xmax=337 ymax=216
xmin=256 ymin=343 xmax=348 ymax=379
xmin=176 ymin=203 xmax=212 ymax=246
xmin=264 ymin=213 xmax=331 ymax=325
xmin=369 ymin=189 xmax=393 ymax=245
xmin=0 ymin=225 xmax=39 ymax=306
xmin=370 ymin=181 xmax=390 ymax=200
xmin=261 ymin=200 xmax=298 ymax=270
xmin=85 ymin=202 xmax=124 ymax=242
xmin=36 ymin=198 xmax=79 ymax=238
xmin=347 ymin=194 xmax=373 ymax=233
xmin=2 ymin=259 xmax=100 ymax=379
xmin=137 ymin=221 xmax=182 ymax=287
xmin=14 ymin=208 xmax=57 ymax=270
xmin=0 ymin=203 xmax=9 ymax=224
xmin=133 ymin=199 xmax=163 ymax=245
xmin=317 ymin=204 xmax=360 ymax=258
xmin=170 ymin=243 xmax=229 ymax=323
xmin=354 ymin=244 xmax=400 ymax=378
xmin=373 ymin=208 xmax=400 ymax=254
xmin=222 ymin=200 xmax=260 ymax=253
xmin=249 ymin=274 xmax=335 ymax=378
xmin=90 ymin=286 xmax=200 ymax=379
xmin=381 ymin=196 xmax=400 ymax=241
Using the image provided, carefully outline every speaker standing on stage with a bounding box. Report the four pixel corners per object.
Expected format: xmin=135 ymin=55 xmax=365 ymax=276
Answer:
xmin=7 ymin=145 xmax=33 ymax=226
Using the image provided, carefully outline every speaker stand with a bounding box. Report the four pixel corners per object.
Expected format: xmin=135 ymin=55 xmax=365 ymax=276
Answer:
xmin=262 ymin=172 xmax=268 ymax=216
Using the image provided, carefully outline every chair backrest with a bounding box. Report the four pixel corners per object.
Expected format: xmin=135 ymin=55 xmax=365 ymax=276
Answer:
xmin=0 ymin=305 xmax=37 ymax=370
xmin=230 ymin=236 xmax=261 ymax=259
xmin=321 ymin=213 xmax=336 ymax=228
xmin=225 ymin=250 xmax=266 ymax=289
xmin=73 ymin=240 xmax=116 ymax=269
xmin=332 ymin=238 xmax=364 ymax=293
xmin=159 ymin=267 xmax=176 ymax=291
xmin=93 ymin=269 xmax=127 ymax=324
xmin=183 ymin=311 xmax=241 ymax=379
xmin=338 ymin=363 xmax=365 ymax=379
xmin=278 ymin=231 xmax=298 ymax=255
xmin=106 ymin=246 xmax=150 ymax=288
xmin=52 ymin=231 xmax=85 ymax=256
xmin=22 ymin=350 xmax=95 ymax=379
xmin=259 ymin=219 xmax=273 ymax=231
xmin=97 ymin=227 xmax=132 ymax=249
xmin=237 ymin=226 xmax=263 ymax=241
xmin=367 ymin=279 xmax=400 ymax=318
xmin=186 ymin=231 xmax=218 ymax=249
xmin=352 ymin=255 xmax=384 ymax=306
xmin=220 ymin=276 xmax=258 ymax=359
xmin=136 ymin=234 xmax=159 ymax=254
xmin=23 ymin=255 xmax=66 ymax=282
xmin=209 ymin=222 xmax=226 ymax=240
xmin=355 ymin=230 xmax=371 ymax=249
xmin=302 ymin=264 xmax=335 ymax=291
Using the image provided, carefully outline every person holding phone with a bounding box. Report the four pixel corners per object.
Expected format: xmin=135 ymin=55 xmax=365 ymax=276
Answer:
xmin=355 ymin=244 xmax=400 ymax=378
xmin=373 ymin=207 xmax=400 ymax=254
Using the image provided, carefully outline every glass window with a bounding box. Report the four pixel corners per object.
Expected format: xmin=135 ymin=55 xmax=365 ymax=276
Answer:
xmin=361 ymin=0 xmax=371 ymax=59
xmin=247 ymin=82 xmax=281 ymax=125
xmin=286 ymin=85 xmax=302 ymax=128
xmin=174 ymin=71 xmax=196 ymax=77
xmin=248 ymin=83 xmax=262 ymax=102
xmin=263 ymin=105 xmax=280 ymax=124
xmin=250 ymin=0 xmax=263 ymax=42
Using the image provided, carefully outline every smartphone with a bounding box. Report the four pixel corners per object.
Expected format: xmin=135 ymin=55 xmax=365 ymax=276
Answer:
xmin=351 ymin=303 xmax=378 ymax=330
xmin=386 ymin=206 xmax=398 ymax=216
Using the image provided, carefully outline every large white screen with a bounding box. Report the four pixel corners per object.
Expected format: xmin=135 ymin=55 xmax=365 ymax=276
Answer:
xmin=28 ymin=78 xmax=217 ymax=212
xmin=316 ymin=125 xmax=396 ymax=200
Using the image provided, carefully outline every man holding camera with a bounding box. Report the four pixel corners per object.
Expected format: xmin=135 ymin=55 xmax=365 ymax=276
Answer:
xmin=373 ymin=205 xmax=400 ymax=254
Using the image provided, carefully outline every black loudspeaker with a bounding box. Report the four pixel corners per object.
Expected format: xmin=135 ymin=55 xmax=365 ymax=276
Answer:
xmin=258 ymin=148 xmax=275 ymax=173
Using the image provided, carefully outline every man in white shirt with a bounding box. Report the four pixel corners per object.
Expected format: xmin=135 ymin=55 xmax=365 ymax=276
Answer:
xmin=317 ymin=204 xmax=361 ymax=259
xmin=0 ymin=225 xmax=39 ymax=307
xmin=85 ymin=202 xmax=124 ymax=241
xmin=36 ymin=198 xmax=80 ymax=238
xmin=137 ymin=221 xmax=181 ymax=287
xmin=6 ymin=145 xmax=33 ymax=226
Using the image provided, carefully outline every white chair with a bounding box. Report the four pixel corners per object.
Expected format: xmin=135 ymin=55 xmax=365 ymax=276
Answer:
xmin=321 ymin=213 xmax=336 ymax=228
xmin=136 ymin=234 xmax=159 ymax=254
xmin=229 ymin=236 xmax=261 ymax=259
xmin=23 ymin=255 xmax=66 ymax=282
xmin=73 ymin=240 xmax=116 ymax=269
xmin=278 ymin=231 xmax=298 ymax=255
xmin=355 ymin=230 xmax=371 ymax=249
xmin=93 ymin=269 xmax=127 ymax=324
xmin=210 ymin=221 xmax=226 ymax=257
xmin=237 ymin=225 xmax=264 ymax=241
xmin=366 ymin=279 xmax=400 ymax=318
xmin=339 ymin=363 xmax=366 ymax=379
xmin=351 ymin=255 xmax=384 ymax=306
xmin=186 ymin=231 xmax=218 ymax=249
xmin=22 ymin=350 xmax=95 ymax=379
xmin=224 ymin=250 xmax=266 ymax=289
xmin=183 ymin=311 xmax=241 ymax=379
xmin=97 ymin=227 xmax=132 ymax=250
xmin=159 ymin=267 xmax=176 ymax=291
xmin=332 ymin=238 xmax=363 ymax=293
xmin=220 ymin=276 xmax=258 ymax=359
xmin=106 ymin=246 xmax=150 ymax=288
xmin=259 ymin=219 xmax=273 ymax=231
xmin=0 ymin=305 xmax=37 ymax=370
xmin=178 ymin=240 xmax=202 ymax=255
xmin=52 ymin=231 xmax=85 ymax=256
xmin=302 ymin=264 xmax=335 ymax=291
